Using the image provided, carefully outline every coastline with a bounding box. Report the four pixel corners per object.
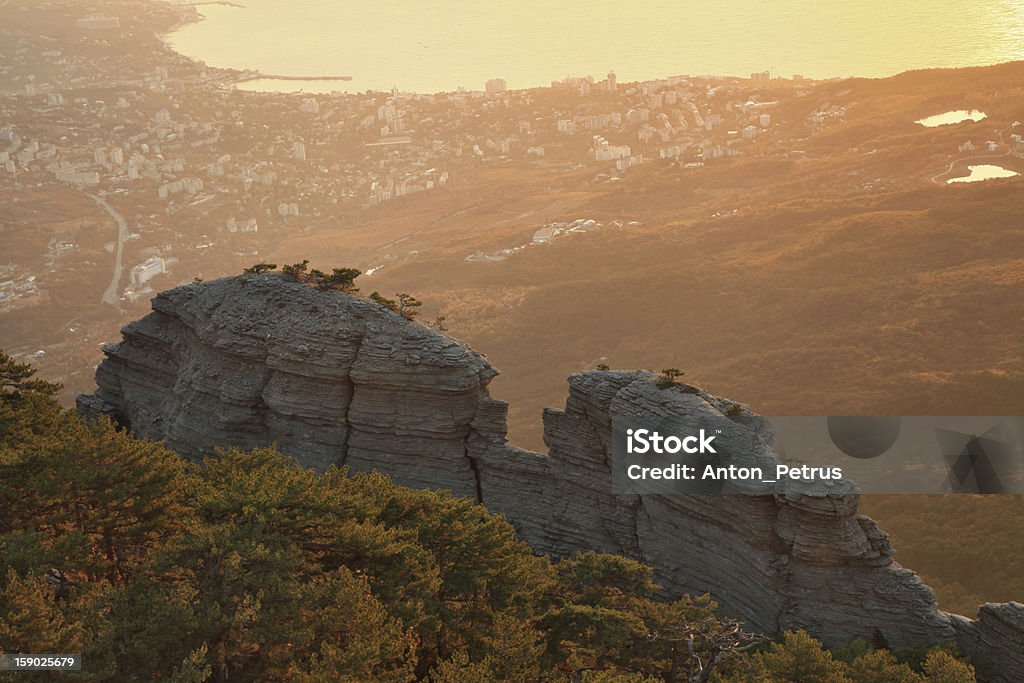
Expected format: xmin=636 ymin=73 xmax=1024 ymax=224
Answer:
xmin=234 ymin=74 xmax=352 ymax=82
xmin=156 ymin=1 xmax=352 ymax=91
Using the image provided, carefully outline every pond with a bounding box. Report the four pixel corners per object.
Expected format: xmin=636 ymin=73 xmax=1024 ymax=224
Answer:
xmin=947 ymin=164 xmax=1019 ymax=184
xmin=916 ymin=109 xmax=987 ymax=127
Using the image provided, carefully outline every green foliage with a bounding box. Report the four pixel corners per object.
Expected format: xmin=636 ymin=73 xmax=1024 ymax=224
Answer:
xmin=1 ymin=415 xmax=191 ymax=581
xmin=327 ymin=267 xmax=363 ymax=292
xmin=921 ymin=649 xmax=975 ymax=683
xmin=428 ymin=650 xmax=492 ymax=682
xmin=242 ymin=262 xmax=277 ymax=274
xmin=596 ymin=363 xmax=610 ymax=371
xmin=726 ymin=402 xmax=744 ymax=417
xmin=587 ymin=671 xmax=662 ymax=683
xmin=371 ymin=292 xmax=427 ymax=321
xmin=537 ymin=552 xmax=733 ymax=680
xmin=370 ymin=291 xmax=399 ymax=312
xmin=845 ymin=648 xmax=921 ymax=683
xmin=281 ymin=259 xmax=310 ymax=280
xmin=308 ymin=267 xmax=361 ymax=292
xmin=724 ymin=631 xmax=977 ymax=683
xmin=656 ymin=368 xmax=684 ymax=389
xmin=0 ymin=349 xmax=61 ymax=398
xmin=0 ymin=349 xmax=62 ymax=449
xmin=281 ymin=261 xmax=361 ymax=293
xmin=170 ymin=644 xmax=212 ymax=683
xmin=261 ymin=261 xmax=439 ymax=325
xmin=0 ymin=570 xmax=85 ymax=656
xmin=396 ymin=292 xmax=422 ymax=319
xmin=746 ymin=630 xmax=850 ymax=682
xmin=0 ymin=377 xmax=548 ymax=680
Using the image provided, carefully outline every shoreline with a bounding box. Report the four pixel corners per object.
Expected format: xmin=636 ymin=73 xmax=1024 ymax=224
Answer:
xmin=157 ymin=1 xmax=354 ymax=90
xmin=234 ymin=74 xmax=352 ymax=83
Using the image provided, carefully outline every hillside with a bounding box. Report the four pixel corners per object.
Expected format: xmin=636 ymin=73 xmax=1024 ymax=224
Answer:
xmin=256 ymin=64 xmax=1024 ymax=621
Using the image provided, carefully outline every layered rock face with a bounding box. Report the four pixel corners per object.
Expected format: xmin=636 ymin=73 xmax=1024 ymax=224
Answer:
xmin=79 ymin=275 xmax=493 ymax=499
xmin=79 ymin=275 xmax=1023 ymax=681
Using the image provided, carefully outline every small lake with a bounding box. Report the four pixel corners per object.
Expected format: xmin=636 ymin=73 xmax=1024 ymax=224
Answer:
xmin=916 ymin=109 xmax=987 ymax=127
xmin=947 ymin=164 xmax=1019 ymax=183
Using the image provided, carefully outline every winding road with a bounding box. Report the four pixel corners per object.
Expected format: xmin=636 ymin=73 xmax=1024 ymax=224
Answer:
xmin=89 ymin=193 xmax=128 ymax=305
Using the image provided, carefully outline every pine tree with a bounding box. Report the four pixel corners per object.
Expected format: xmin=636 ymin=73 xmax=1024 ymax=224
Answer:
xmin=281 ymin=259 xmax=310 ymax=280
xmin=242 ymin=262 xmax=277 ymax=274
xmin=0 ymin=570 xmax=85 ymax=656
xmin=846 ymin=648 xmax=923 ymax=683
xmin=428 ymin=650 xmax=493 ymax=682
xmin=747 ymin=630 xmax=851 ymax=683
xmin=921 ymin=649 xmax=975 ymax=683
xmin=0 ymin=348 xmax=62 ymax=448
xmin=396 ymin=293 xmax=422 ymax=319
xmin=4 ymin=416 xmax=190 ymax=581
xmin=370 ymin=291 xmax=399 ymax=312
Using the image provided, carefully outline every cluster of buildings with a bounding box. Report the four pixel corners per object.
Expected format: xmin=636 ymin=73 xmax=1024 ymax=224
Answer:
xmin=550 ymin=71 xmax=618 ymax=95
xmin=0 ymin=0 xmax=822 ymax=319
xmin=0 ymin=265 xmax=39 ymax=310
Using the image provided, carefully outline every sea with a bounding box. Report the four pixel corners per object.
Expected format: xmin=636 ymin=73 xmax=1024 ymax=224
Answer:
xmin=165 ymin=0 xmax=1024 ymax=94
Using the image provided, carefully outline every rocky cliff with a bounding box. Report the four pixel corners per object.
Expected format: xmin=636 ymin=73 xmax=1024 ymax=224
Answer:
xmin=78 ymin=274 xmax=1023 ymax=680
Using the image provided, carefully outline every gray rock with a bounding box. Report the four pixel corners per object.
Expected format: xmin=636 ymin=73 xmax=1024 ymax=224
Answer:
xmin=78 ymin=275 xmax=1023 ymax=681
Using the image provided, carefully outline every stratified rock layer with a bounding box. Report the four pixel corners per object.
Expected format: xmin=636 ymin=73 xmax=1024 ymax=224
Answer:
xmin=78 ymin=275 xmax=1023 ymax=681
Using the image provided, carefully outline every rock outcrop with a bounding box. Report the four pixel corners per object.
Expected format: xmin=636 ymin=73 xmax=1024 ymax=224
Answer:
xmin=78 ymin=275 xmax=1024 ymax=681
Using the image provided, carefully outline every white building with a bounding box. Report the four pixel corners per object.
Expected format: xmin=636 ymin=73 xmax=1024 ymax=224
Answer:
xmin=129 ymin=257 xmax=166 ymax=288
xmin=532 ymin=226 xmax=559 ymax=243
xmin=485 ymin=78 xmax=507 ymax=95
xmin=593 ymin=135 xmax=631 ymax=161
xmin=615 ymin=154 xmax=645 ymax=172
